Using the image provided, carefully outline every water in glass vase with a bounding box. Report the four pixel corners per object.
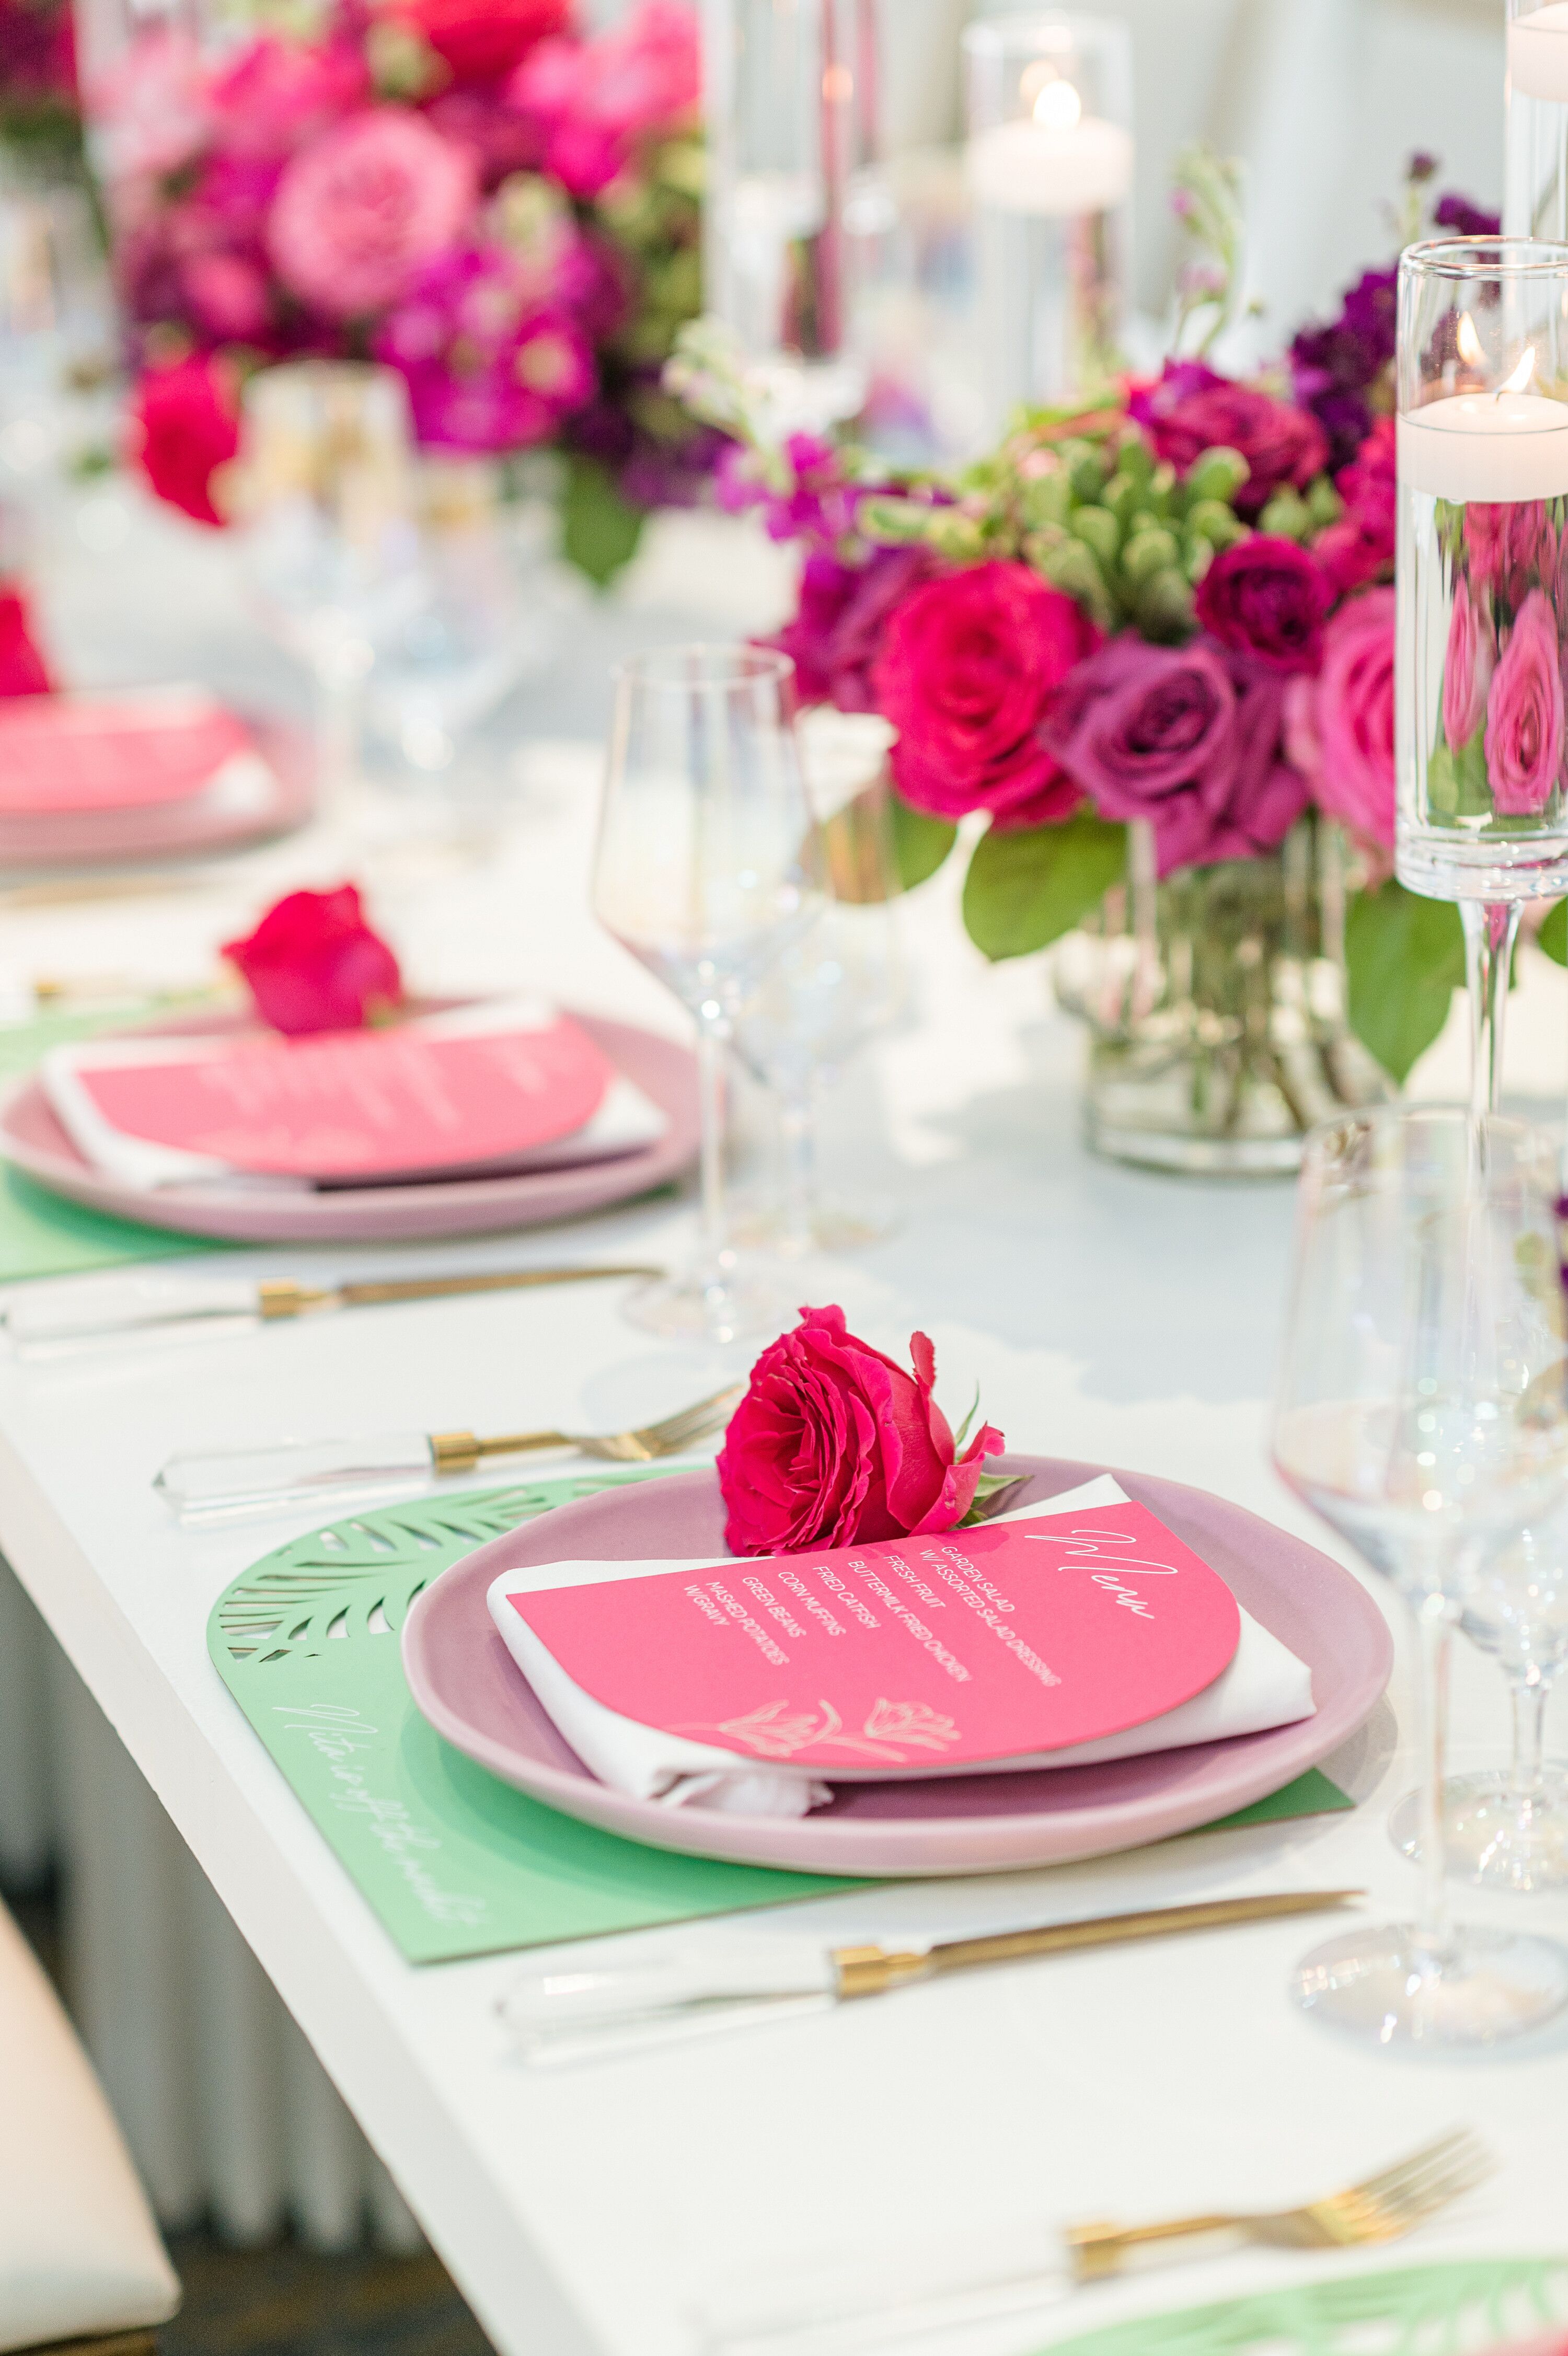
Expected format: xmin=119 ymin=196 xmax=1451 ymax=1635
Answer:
xmin=1397 ymin=466 xmax=1568 ymax=905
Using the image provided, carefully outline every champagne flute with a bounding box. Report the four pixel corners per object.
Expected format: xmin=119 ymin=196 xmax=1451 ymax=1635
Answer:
xmin=593 ymin=644 xmax=821 ymax=1342
xmin=1273 ymin=1105 xmax=1568 ymax=2045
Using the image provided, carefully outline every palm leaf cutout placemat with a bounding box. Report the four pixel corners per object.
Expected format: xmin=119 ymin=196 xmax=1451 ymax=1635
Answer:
xmin=1040 ymin=2258 xmax=1568 ymax=2355
xmin=208 ymin=1471 xmax=1354 ymax=1966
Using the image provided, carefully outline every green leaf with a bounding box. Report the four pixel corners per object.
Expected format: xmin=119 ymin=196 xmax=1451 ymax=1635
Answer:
xmin=1344 ymin=878 xmax=1466 ymax=1082
xmin=560 ymin=455 xmax=647 ymax=588
xmin=889 ymin=793 xmax=958 ymax=891
xmin=962 ymin=813 xmax=1127 ymax=961
xmin=1540 ymin=900 xmax=1568 ymax=966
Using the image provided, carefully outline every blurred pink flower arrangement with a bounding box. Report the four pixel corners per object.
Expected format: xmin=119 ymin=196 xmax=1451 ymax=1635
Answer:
xmin=85 ymin=0 xmax=716 ymax=558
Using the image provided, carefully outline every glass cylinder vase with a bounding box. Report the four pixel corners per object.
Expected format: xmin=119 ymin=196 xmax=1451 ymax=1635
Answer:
xmin=701 ymin=0 xmax=882 ymax=431
xmin=1396 ymin=236 xmax=1568 ymax=1110
xmin=1506 ymin=0 xmax=1568 ymax=239
xmin=1053 ymin=818 xmax=1390 ymax=1177
xmin=962 ymin=10 xmax=1133 ymax=441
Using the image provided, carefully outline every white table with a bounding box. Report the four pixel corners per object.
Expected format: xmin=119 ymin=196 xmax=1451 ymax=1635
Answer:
xmin=2 ymin=493 xmax=1567 ymax=2356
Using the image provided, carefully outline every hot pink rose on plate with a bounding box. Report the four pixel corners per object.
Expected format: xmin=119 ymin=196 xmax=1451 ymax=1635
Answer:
xmin=718 ymin=1306 xmax=1006 ymax=1558
xmin=266 ymin=108 xmax=478 ymax=320
xmin=1284 ymin=587 xmax=1396 ymax=850
xmin=873 ymin=561 xmax=1099 ymax=829
xmin=1487 ymin=588 xmax=1565 ymax=816
xmin=223 ymin=885 xmax=403 ymax=1036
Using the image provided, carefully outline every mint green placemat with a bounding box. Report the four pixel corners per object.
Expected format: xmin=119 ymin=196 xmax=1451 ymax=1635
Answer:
xmin=207 ymin=1473 xmax=1355 ymax=1967
xmin=1041 ymin=2258 xmax=1568 ymax=2353
xmin=0 ymin=1002 xmax=222 ymax=1283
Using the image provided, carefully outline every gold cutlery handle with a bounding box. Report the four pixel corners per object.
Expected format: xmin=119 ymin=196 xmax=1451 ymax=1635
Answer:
xmin=429 ymin=1430 xmax=570 ymax=1474
xmin=1065 ymin=2214 xmax=1244 ymax=2283
xmin=338 ymin=1267 xmax=662 ymax=1308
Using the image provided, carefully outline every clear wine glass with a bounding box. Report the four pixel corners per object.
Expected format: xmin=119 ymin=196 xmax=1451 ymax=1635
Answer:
xmin=731 ymin=710 xmax=906 ymax=1255
xmin=1391 ymin=1507 xmax=1568 ymax=1890
xmin=1273 ymin=1104 xmax=1568 ymax=2045
xmin=593 ymin=644 xmax=822 ymax=1342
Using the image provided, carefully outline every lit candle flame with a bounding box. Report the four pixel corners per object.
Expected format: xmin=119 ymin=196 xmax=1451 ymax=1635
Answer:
xmin=1032 ymin=76 xmax=1083 ymax=132
xmin=1500 ymin=344 xmax=1538 ymax=397
xmin=1456 ymin=313 xmax=1484 ymax=366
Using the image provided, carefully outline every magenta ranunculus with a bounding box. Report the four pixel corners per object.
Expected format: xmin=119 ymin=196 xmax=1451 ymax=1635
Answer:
xmin=507 ymin=0 xmax=701 ymax=197
xmin=1312 ymin=413 xmax=1396 ymax=593
xmin=1129 ymin=360 xmax=1330 ymax=519
xmin=872 ymin=562 xmax=1100 ymax=828
xmin=1046 ymin=636 xmax=1306 ymax=876
xmin=770 ymin=547 xmax=935 ymax=714
xmin=1284 ymin=587 xmax=1396 ymax=850
xmin=204 ymin=35 xmax=366 ymax=163
xmin=266 ymin=109 xmax=478 ymax=320
xmin=1194 ymin=536 xmax=1333 ymax=675
xmin=716 ymin=1305 xmax=1005 ymax=1558
xmin=1442 ymin=578 xmax=1493 ymax=753
xmin=375 ymin=242 xmax=595 ymax=451
xmin=1486 ymin=588 xmax=1565 ymax=816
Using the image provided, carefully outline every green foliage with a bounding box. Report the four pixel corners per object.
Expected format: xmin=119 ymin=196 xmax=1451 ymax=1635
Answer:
xmin=1424 ymin=727 xmax=1491 ymax=821
xmin=1344 ymin=879 xmax=1466 ymax=1082
xmin=559 ymin=455 xmax=647 ymax=588
xmin=962 ymin=813 xmax=1127 ymax=962
xmin=1540 ymin=899 xmax=1567 ymax=965
xmin=889 ymin=794 xmax=958 ymax=891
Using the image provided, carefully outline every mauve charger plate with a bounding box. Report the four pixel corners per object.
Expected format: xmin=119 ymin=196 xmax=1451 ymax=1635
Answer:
xmin=0 ymin=1009 xmax=699 ymax=1244
xmin=0 ymin=714 xmax=314 ymax=870
xmin=401 ymin=1457 xmax=1394 ymax=1876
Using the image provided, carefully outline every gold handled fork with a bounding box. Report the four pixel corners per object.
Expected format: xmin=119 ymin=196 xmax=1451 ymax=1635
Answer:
xmin=429 ymin=1382 xmax=745 ymax=1473
xmin=1066 ymin=2126 xmax=1494 ymax=2282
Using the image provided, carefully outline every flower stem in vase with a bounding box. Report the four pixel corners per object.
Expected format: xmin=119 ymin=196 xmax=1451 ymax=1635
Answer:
xmin=1460 ymin=900 xmax=1523 ymax=1114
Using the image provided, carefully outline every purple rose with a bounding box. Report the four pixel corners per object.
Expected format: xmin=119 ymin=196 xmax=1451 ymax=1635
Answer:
xmin=1442 ymin=578 xmax=1493 ymax=752
xmin=1044 ymin=636 xmax=1308 ymax=877
xmin=1130 ymin=361 xmax=1330 ymax=518
xmin=1195 ymin=536 xmax=1333 ymax=675
xmin=1486 ymin=590 xmax=1565 ymax=815
xmin=768 ymin=547 xmax=935 ymax=714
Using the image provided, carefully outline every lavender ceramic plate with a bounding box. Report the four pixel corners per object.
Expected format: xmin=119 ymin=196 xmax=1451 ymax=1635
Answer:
xmin=401 ymin=1458 xmax=1393 ymax=1876
xmin=0 ymin=1009 xmax=699 ymax=1244
xmin=0 ymin=713 xmax=314 ymax=871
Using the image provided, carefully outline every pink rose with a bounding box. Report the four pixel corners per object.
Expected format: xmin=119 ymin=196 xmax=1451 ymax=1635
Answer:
xmin=1284 ymin=587 xmax=1396 ymax=849
xmin=873 ymin=562 xmax=1100 ymax=828
xmin=204 ymin=35 xmax=366 ymax=161
xmin=87 ymin=28 xmax=213 ymax=181
xmin=1486 ymin=589 xmax=1565 ymax=816
xmin=1466 ymin=501 xmax=1558 ymax=605
xmin=507 ymin=1 xmax=701 ymax=197
xmin=129 ymin=354 xmax=240 ymax=530
xmin=223 ymin=885 xmax=403 ymax=1036
xmin=768 ymin=548 xmax=935 ymax=713
xmin=266 ymin=109 xmax=478 ymax=320
xmin=1194 ymin=536 xmax=1332 ymax=676
xmin=1441 ymin=577 xmax=1494 ymax=752
xmin=717 ymin=1306 xmax=1005 ymax=1558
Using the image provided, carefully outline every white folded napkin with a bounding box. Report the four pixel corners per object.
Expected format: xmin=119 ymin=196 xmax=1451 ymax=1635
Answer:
xmin=487 ymin=1477 xmax=1316 ymax=1818
xmin=41 ymin=997 xmax=667 ymax=1194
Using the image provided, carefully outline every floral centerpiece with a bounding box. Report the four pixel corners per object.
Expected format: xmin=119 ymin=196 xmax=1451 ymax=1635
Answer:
xmin=677 ymin=157 xmax=1521 ymax=1171
xmin=85 ymin=0 xmax=714 ymax=578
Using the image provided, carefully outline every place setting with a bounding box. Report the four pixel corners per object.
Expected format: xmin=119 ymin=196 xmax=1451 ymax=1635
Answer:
xmin=9 ymin=3 xmax=1568 ymax=2356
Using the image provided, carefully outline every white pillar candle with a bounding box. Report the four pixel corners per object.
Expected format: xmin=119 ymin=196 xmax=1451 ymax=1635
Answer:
xmin=965 ymin=114 xmax=1134 ymax=217
xmin=1398 ymin=392 xmax=1568 ymax=501
xmin=1510 ymin=2 xmax=1568 ymax=105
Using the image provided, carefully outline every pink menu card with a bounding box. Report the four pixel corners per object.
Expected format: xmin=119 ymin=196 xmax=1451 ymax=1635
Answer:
xmin=508 ymin=1500 xmax=1244 ymax=1772
xmin=0 ymin=694 xmax=256 ymax=814
xmin=56 ymin=1013 xmax=617 ymax=1182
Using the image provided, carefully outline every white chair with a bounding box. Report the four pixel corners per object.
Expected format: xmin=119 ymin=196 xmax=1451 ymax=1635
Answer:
xmin=0 ymin=1893 xmax=180 ymax=2356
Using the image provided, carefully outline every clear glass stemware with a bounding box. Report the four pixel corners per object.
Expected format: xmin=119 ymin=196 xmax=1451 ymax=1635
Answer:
xmin=1273 ymin=1105 xmax=1568 ymax=2045
xmin=593 ymin=644 xmax=822 ymax=1342
xmin=731 ymin=710 xmax=906 ymax=1255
